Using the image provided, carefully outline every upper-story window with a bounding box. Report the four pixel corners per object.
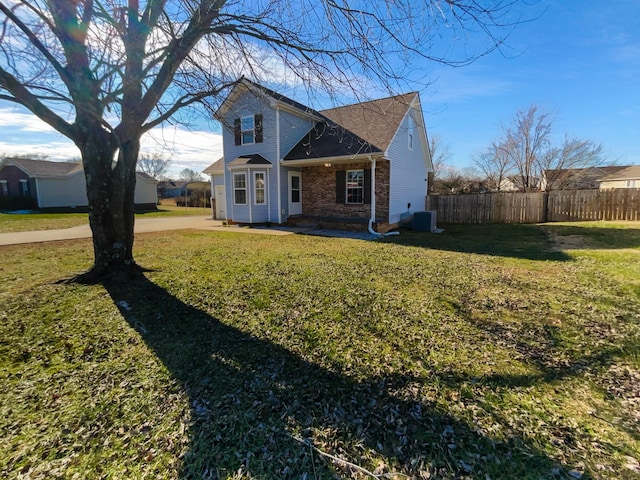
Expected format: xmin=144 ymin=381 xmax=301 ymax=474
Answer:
xmin=234 ymin=114 xmax=263 ymax=146
xmin=408 ymin=115 xmax=414 ymax=150
xmin=241 ymin=116 xmax=255 ymax=144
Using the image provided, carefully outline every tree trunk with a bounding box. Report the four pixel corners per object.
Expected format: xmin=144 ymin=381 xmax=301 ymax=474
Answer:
xmin=75 ymin=128 xmax=142 ymax=283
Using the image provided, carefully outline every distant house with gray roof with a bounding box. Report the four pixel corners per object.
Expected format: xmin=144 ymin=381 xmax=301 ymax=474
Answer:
xmin=598 ymin=165 xmax=640 ymax=190
xmin=203 ymin=79 xmax=433 ymax=232
xmin=0 ymin=157 xmax=157 ymax=211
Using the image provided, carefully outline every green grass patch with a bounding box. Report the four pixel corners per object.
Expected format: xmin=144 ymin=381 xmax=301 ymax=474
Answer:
xmin=1 ymin=222 xmax=639 ymax=479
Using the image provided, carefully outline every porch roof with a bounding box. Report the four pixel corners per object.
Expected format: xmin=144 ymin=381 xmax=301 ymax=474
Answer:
xmin=227 ymin=154 xmax=272 ymax=167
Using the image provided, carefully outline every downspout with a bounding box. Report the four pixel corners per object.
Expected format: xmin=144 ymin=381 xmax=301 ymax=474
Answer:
xmin=267 ymin=169 xmax=271 ymax=223
xmin=368 ymin=156 xmax=399 ymax=237
xmin=248 ymin=168 xmax=252 ymax=224
xmin=276 ymin=106 xmax=282 ymax=224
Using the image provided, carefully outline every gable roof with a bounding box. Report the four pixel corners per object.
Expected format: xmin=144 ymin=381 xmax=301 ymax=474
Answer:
xmin=543 ymin=165 xmax=631 ymax=189
xmin=203 ymin=157 xmax=224 ymax=175
xmin=216 ymin=78 xmax=322 ymax=121
xmin=2 ymin=157 xmax=83 ymax=177
xmin=1 ymin=157 xmax=157 ymax=182
xmin=320 ymin=92 xmax=418 ymax=152
xmin=284 ymin=92 xmax=419 ymax=162
xmin=600 ymin=165 xmax=640 ymax=181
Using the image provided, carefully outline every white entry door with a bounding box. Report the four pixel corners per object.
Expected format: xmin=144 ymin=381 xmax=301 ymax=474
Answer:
xmin=215 ymin=185 xmax=226 ymax=219
xmin=288 ymin=172 xmax=302 ymax=216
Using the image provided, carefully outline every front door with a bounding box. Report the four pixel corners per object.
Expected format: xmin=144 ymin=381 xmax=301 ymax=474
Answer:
xmin=215 ymin=185 xmax=226 ymax=219
xmin=288 ymin=172 xmax=302 ymax=216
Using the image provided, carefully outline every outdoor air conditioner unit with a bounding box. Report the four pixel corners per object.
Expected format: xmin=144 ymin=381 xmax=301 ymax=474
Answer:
xmin=412 ymin=211 xmax=437 ymax=232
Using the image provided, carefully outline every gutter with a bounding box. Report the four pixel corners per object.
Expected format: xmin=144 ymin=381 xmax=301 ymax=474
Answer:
xmin=367 ymin=156 xmax=399 ymax=237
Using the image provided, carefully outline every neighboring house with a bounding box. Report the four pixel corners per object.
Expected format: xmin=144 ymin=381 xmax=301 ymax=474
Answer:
xmin=543 ymin=166 xmax=630 ymax=191
xmin=598 ymin=165 xmax=640 ymax=190
xmin=202 ymin=157 xmax=225 ymax=219
xmin=0 ymin=157 xmax=157 ymax=211
xmin=499 ymin=175 xmax=542 ymax=192
xmin=204 ymin=79 xmax=432 ymax=232
xmin=157 ymin=179 xmax=189 ymax=198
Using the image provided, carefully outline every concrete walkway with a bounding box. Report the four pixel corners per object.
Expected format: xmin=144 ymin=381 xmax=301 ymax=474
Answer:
xmin=0 ymin=216 xmax=312 ymax=246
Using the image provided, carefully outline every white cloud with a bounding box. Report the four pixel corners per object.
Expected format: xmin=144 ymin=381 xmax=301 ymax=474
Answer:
xmin=0 ymin=107 xmax=222 ymax=174
xmin=0 ymin=108 xmax=58 ymax=132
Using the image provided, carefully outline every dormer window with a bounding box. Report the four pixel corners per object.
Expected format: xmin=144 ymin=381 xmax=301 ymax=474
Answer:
xmin=234 ymin=114 xmax=263 ymax=146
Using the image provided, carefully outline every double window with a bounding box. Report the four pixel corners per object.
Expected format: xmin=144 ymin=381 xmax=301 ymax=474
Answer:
xmin=234 ymin=171 xmax=268 ymax=205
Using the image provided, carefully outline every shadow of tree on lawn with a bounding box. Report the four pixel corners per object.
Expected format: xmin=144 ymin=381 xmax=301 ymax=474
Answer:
xmin=105 ymin=276 xmax=583 ymax=479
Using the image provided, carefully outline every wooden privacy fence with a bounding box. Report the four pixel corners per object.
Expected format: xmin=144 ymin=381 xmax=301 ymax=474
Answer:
xmin=426 ymin=188 xmax=640 ymax=224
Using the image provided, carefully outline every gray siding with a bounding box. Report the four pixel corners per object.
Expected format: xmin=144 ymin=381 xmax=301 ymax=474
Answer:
xmin=387 ymin=107 xmax=430 ymax=224
xmin=221 ymin=89 xmax=315 ymax=223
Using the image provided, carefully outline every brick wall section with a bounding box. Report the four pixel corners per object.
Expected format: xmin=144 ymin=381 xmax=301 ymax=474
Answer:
xmin=302 ymin=160 xmax=390 ymax=220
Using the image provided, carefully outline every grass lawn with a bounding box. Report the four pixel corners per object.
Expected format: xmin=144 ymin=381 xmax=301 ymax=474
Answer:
xmin=1 ymin=222 xmax=638 ymax=479
xmin=0 ymin=205 xmax=210 ymax=233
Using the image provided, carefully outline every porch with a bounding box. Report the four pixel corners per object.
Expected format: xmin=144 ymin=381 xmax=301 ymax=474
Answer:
xmin=286 ymin=214 xmax=394 ymax=233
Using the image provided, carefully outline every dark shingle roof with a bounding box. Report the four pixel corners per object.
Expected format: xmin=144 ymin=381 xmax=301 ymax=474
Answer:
xmin=228 ymin=154 xmax=271 ymax=167
xmin=284 ymin=92 xmax=418 ymax=162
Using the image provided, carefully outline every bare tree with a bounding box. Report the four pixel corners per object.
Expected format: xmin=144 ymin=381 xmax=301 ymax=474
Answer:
xmin=428 ymin=134 xmax=451 ymax=192
xmin=0 ymin=0 xmax=531 ymax=282
xmin=179 ymin=168 xmax=202 ymax=182
xmin=474 ymin=141 xmax=511 ymax=191
xmin=540 ymin=137 xmax=603 ymax=190
xmin=478 ymin=105 xmax=603 ymax=192
xmin=138 ymin=153 xmax=171 ymax=179
xmin=501 ymin=105 xmax=553 ymax=191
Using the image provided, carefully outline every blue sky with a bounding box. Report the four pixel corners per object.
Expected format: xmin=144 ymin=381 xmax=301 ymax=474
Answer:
xmin=0 ymin=0 xmax=638 ymax=175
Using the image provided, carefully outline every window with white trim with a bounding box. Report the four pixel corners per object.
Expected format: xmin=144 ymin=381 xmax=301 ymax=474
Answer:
xmin=408 ymin=116 xmax=414 ymax=150
xmin=346 ymin=169 xmax=364 ymax=204
xmin=233 ymin=172 xmax=247 ymax=204
xmin=254 ymin=171 xmax=266 ymax=205
xmin=0 ymin=180 xmax=7 ymax=196
xmin=627 ymin=180 xmax=636 ymax=188
xmin=20 ymin=179 xmax=28 ymax=196
xmin=241 ymin=116 xmax=255 ymax=145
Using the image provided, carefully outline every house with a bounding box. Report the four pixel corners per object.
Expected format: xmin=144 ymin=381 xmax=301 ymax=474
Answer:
xmin=598 ymin=165 xmax=640 ymax=190
xmin=205 ymin=79 xmax=432 ymax=232
xmin=0 ymin=157 xmax=158 ymax=211
xmin=499 ymin=175 xmax=542 ymax=192
xmin=157 ymin=179 xmax=189 ymax=198
xmin=542 ymin=165 xmax=630 ymax=191
xmin=202 ymin=157 xmax=225 ymax=219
